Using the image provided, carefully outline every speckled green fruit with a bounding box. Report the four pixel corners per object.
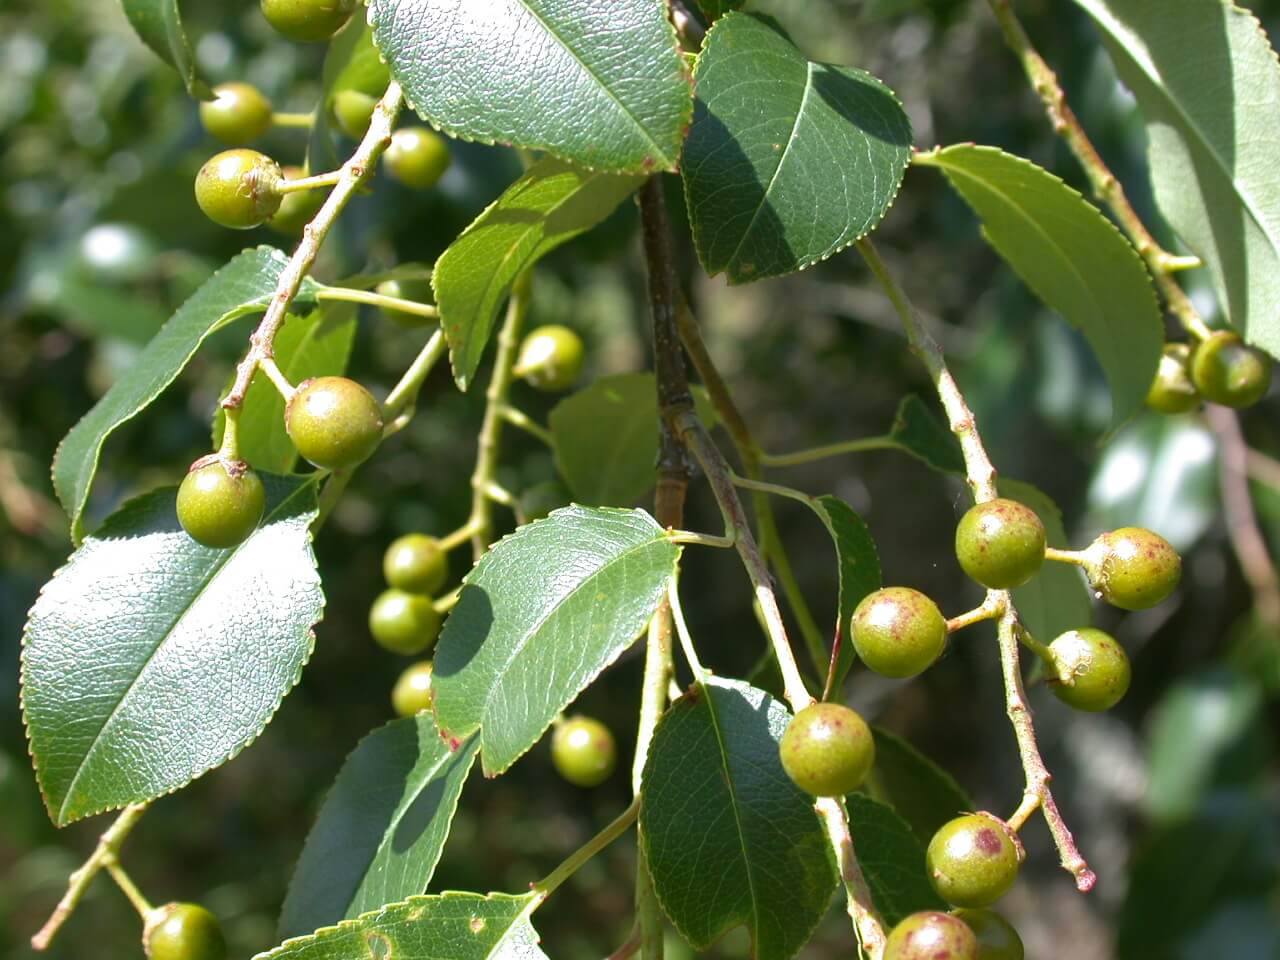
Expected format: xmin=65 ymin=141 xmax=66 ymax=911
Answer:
xmin=514 ymin=325 xmax=585 ymax=392
xmin=1190 ymin=330 xmax=1272 ymax=408
xmin=383 ymin=534 xmax=447 ymax=594
xmin=333 ymin=89 xmax=378 ymax=139
xmin=1146 ymin=343 xmax=1199 ymax=414
xmin=779 ymin=702 xmax=874 ymax=797
xmin=391 ymin=660 xmax=435 ymax=717
xmin=285 ymin=376 xmax=384 ymax=470
xmin=200 ymin=82 xmax=273 ymax=144
xmin=1048 ymin=628 xmax=1130 ymax=712
xmin=884 ymin=911 xmax=979 ymax=960
xmin=260 ymin=0 xmax=355 ymax=42
xmin=1082 ymin=527 xmax=1181 ymax=610
xmin=267 ymin=165 xmax=326 ymax=235
xmin=144 ymin=902 xmax=227 ymax=960
xmin=850 ymin=586 xmax=947 ymax=679
xmin=953 ymin=909 xmax=1024 ymax=960
xmin=552 ymin=715 xmax=616 ymax=787
xmin=383 ymin=126 xmax=452 ymax=188
xmin=194 ymin=149 xmax=282 ymax=229
xmin=369 ymin=589 xmax=441 ymax=655
xmin=176 ymin=459 xmax=265 ymax=548
xmin=955 ymin=498 xmax=1046 ymax=590
xmin=376 ymin=278 xmax=436 ymax=327
xmin=926 ymin=814 xmax=1020 ymax=908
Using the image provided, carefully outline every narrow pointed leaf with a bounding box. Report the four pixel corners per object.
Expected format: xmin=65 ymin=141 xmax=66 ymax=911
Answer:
xmin=844 ymin=794 xmax=946 ymax=926
xmin=814 ymin=495 xmax=882 ymax=690
xmin=120 ymin=0 xmax=213 ymax=98
xmin=641 ymin=678 xmax=837 ymax=959
xmin=279 ymin=719 xmax=480 ymax=940
xmin=916 ymin=144 xmax=1163 ymax=426
xmin=433 ymin=506 xmax=679 ymax=776
xmin=21 ymin=475 xmax=323 ymax=825
xmin=367 ymin=0 xmax=691 ymax=173
xmin=683 ymin=13 xmax=913 ymax=283
xmin=869 ymin=726 xmax=972 ymax=846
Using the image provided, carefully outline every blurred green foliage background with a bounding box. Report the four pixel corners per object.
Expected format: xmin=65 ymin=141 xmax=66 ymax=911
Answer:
xmin=2 ymin=1 xmax=1278 ymax=957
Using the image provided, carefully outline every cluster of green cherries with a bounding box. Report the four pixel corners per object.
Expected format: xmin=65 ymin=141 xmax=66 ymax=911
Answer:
xmin=776 ymin=497 xmax=1182 ymax=959
xmin=1147 ymin=333 xmax=1272 ymax=412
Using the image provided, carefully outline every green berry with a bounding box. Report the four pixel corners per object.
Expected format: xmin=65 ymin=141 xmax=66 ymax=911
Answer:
xmin=194 ymin=149 xmax=282 ymax=229
xmin=1190 ymin=330 xmax=1272 ymax=408
xmin=369 ymin=588 xmax=441 ymax=655
xmin=954 ymin=498 xmax=1046 ymax=590
xmin=144 ymin=902 xmax=227 ymax=960
xmin=926 ymin=814 xmax=1020 ymax=908
xmin=952 ymin=909 xmax=1024 ymax=960
xmin=779 ymin=702 xmax=875 ymax=797
xmin=267 ymin=165 xmax=326 ymax=235
xmin=376 ymin=277 xmax=436 ymax=327
xmin=176 ymin=458 xmax=265 ymax=548
xmin=261 ymin=0 xmax=356 ymax=42
xmin=514 ymin=325 xmax=585 ymax=392
xmin=1048 ymin=628 xmax=1131 ymax=712
xmin=1145 ymin=343 xmax=1199 ymax=414
xmin=850 ymin=586 xmax=947 ymax=679
xmin=383 ymin=126 xmax=452 ymax=189
xmin=884 ymin=911 xmax=979 ymax=960
xmin=391 ymin=660 xmax=435 ymax=717
xmin=551 ymin=715 xmax=617 ymax=787
xmin=383 ymin=533 xmax=448 ymax=594
xmin=199 ymin=82 xmax=273 ymax=144
xmin=285 ymin=376 xmax=384 ymax=470
xmin=333 ymin=89 xmax=378 ymax=139
xmin=1082 ymin=526 xmax=1181 ymax=610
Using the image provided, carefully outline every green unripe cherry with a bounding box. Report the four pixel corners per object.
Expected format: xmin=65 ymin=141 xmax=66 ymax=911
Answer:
xmin=779 ymin=702 xmax=875 ymax=797
xmin=552 ymin=715 xmax=617 ymax=787
xmin=176 ymin=458 xmax=265 ymax=548
xmin=1190 ymin=330 xmax=1272 ymax=408
xmin=383 ymin=126 xmax=452 ymax=189
xmin=383 ymin=533 xmax=448 ymax=594
xmin=267 ymin=165 xmax=326 ymax=235
xmin=194 ymin=149 xmax=282 ymax=229
xmin=514 ymin=325 xmax=585 ymax=392
xmin=1081 ymin=526 xmax=1181 ymax=610
xmin=1048 ymin=628 xmax=1131 ymax=712
xmin=260 ymin=0 xmax=356 ymax=42
xmin=884 ymin=911 xmax=979 ymax=960
xmin=333 ymin=89 xmax=378 ymax=139
xmin=376 ymin=277 xmax=436 ymax=327
xmin=926 ymin=814 xmax=1020 ymax=908
xmin=850 ymin=586 xmax=947 ymax=678
xmin=954 ymin=498 xmax=1046 ymax=590
xmin=391 ymin=660 xmax=435 ymax=717
xmin=144 ymin=902 xmax=227 ymax=960
xmin=285 ymin=376 xmax=384 ymax=470
xmin=1145 ymin=342 xmax=1200 ymax=415
xmin=369 ymin=588 xmax=441 ymax=655
xmin=200 ymin=82 xmax=273 ymax=144
xmin=953 ymin=909 xmax=1025 ymax=960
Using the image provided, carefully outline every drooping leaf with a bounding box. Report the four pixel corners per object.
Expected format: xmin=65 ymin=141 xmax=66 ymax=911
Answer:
xmin=813 ymin=495 xmax=881 ymax=689
xmin=1074 ymin=0 xmax=1280 ymax=359
xmin=885 ymin=395 xmax=965 ymax=474
xmin=433 ymin=506 xmax=679 ymax=775
xmin=641 ymin=678 xmax=837 ymax=959
xmin=844 ymin=793 xmax=946 ymax=926
xmin=52 ymin=247 xmax=320 ymax=540
xmin=21 ymin=475 xmax=322 ymax=825
xmin=367 ymin=0 xmax=691 ymax=173
xmin=278 ymin=718 xmax=480 ymax=940
xmin=307 ymin=17 xmax=391 ymax=174
xmin=434 ymin=158 xmax=643 ymax=389
xmin=120 ymin=0 xmax=213 ymax=98
xmin=257 ymin=892 xmax=545 ymax=960
xmin=869 ymin=726 xmax=972 ymax=846
xmin=916 ymin=144 xmax=1163 ymax=426
xmin=682 ymin=13 xmax=913 ymax=283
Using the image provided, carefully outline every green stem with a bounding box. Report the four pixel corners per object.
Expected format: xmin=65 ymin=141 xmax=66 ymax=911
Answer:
xmin=382 ymin=329 xmax=448 ymax=419
xmin=217 ymin=406 xmax=242 ymax=461
xmin=667 ymin=575 xmax=709 ymax=680
xmin=533 ymin=798 xmax=640 ymax=898
xmin=103 ymin=859 xmax=153 ymax=919
xmin=759 ymin=437 xmax=898 ymax=467
xmin=270 ymin=110 xmax=314 ymax=129
xmin=276 ymin=169 xmax=342 ymax=194
xmin=497 ymin=404 xmax=553 ymax=446
xmin=667 ymin=529 xmax=734 ymax=549
xmin=1044 ymin=546 xmax=1086 ymax=567
xmin=317 ymin=286 xmax=440 ymax=320
xmin=945 ymin=595 xmax=1005 ymax=634
xmin=257 ymin=356 xmax=296 ymax=400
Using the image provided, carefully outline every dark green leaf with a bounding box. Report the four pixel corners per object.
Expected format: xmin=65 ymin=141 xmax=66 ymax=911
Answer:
xmin=695 ymin=0 xmax=741 ymax=20
xmin=682 ymin=13 xmax=913 ymax=283
xmin=844 ymin=793 xmax=946 ymax=926
xmin=886 ymin=395 xmax=965 ymax=474
xmin=1000 ymin=479 xmax=1092 ymax=643
xmin=21 ymin=475 xmax=322 ymax=825
xmin=120 ymin=0 xmax=213 ymax=98
xmin=814 ymin=495 xmax=881 ymax=689
xmin=869 ymin=726 xmax=972 ymax=846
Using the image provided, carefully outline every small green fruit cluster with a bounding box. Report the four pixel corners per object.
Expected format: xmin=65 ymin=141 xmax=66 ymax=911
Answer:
xmin=391 ymin=660 xmax=435 ymax=717
xmin=285 ymin=376 xmax=385 ymax=471
xmin=955 ymin=498 xmax=1046 ymax=589
xmin=144 ymin=902 xmax=226 ymax=960
xmin=200 ymin=82 xmax=273 ymax=144
xmin=926 ymin=814 xmax=1021 ymax=908
xmin=194 ymin=149 xmax=283 ymax=229
xmin=261 ymin=0 xmax=356 ymax=42
xmin=514 ymin=325 xmax=585 ymax=392
xmin=779 ymin=702 xmax=874 ymax=797
xmin=177 ymin=457 xmax=265 ymax=548
xmin=850 ymin=586 xmax=947 ymax=678
xmin=1147 ymin=333 xmax=1272 ymax=412
xmin=370 ymin=533 xmax=448 ymax=656
xmin=383 ymin=127 xmax=452 ymax=189
xmin=552 ymin=715 xmax=617 ymax=787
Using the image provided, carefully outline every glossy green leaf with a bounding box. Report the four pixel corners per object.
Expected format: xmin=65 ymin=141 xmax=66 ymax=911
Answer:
xmin=257 ymin=892 xmax=544 ymax=960
xmin=916 ymin=144 xmax=1163 ymax=426
xmin=682 ymin=13 xmax=913 ymax=283
xmin=367 ymin=0 xmax=691 ymax=173
xmin=1075 ymin=0 xmax=1280 ymax=359
xmin=52 ymin=247 xmax=320 ymax=541
xmin=120 ymin=0 xmax=213 ymax=98
xmin=308 ymin=18 xmax=390 ymax=174
xmin=279 ymin=719 xmax=479 ymax=940
xmin=434 ymin=158 xmax=644 ymax=389
xmin=886 ymin=395 xmax=965 ymax=474
xmin=844 ymin=794 xmax=946 ymax=926
xmin=869 ymin=726 xmax=972 ymax=846
xmin=641 ymin=678 xmax=837 ymax=959
xmin=814 ymin=495 xmax=882 ymax=689
xmin=548 ymin=373 xmax=715 ymax=507
xmin=21 ymin=475 xmax=322 ymax=825
xmin=433 ymin=506 xmax=679 ymax=775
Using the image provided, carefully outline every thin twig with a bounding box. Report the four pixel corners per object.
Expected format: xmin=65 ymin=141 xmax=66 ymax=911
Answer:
xmin=533 ymin=798 xmax=640 ymax=898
